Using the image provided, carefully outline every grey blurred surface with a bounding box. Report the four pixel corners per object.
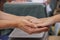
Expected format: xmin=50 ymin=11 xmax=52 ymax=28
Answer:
xmin=9 ymin=28 xmax=45 ymax=38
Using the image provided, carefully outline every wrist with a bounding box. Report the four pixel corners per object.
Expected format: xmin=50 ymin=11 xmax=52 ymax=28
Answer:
xmin=15 ymin=17 xmax=24 ymax=28
xmin=48 ymin=17 xmax=56 ymax=24
xmin=13 ymin=16 xmax=26 ymax=28
xmin=9 ymin=21 xmax=18 ymax=28
xmin=51 ymin=15 xmax=59 ymax=23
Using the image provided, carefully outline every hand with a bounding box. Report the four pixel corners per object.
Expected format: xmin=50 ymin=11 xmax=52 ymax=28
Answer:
xmin=18 ymin=22 xmax=48 ymax=34
xmin=24 ymin=16 xmax=38 ymax=22
xmin=17 ymin=17 xmax=37 ymax=28
xmin=25 ymin=16 xmax=55 ymax=27
xmin=36 ymin=17 xmax=55 ymax=27
xmin=17 ymin=16 xmax=49 ymax=34
xmin=24 ymin=16 xmax=39 ymax=27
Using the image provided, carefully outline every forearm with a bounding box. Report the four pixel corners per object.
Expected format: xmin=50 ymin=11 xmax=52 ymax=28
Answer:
xmin=0 ymin=20 xmax=18 ymax=29
xmin=38 ymin=14 xmax=60 ymax=25
xmin=52 ymin=14 xmax=60 ymax=23
xmin=0 ymin=11 xmax=23 ymax=20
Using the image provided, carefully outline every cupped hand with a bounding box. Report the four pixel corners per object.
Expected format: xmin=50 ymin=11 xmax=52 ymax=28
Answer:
xmin=17 ymin=16 xmax=49 ymax=34
xmin=18 ymin=22 xmax=49 ymax=34
xmin=17 ymin=16 xmax=48 ymax=34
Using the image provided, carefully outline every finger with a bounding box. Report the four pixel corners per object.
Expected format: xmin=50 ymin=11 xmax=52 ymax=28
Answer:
xmin=24 ymin=16 xmax=36 ymax=21
xmin=25 ymin=16 xmax=38 ymax=23
xmin=26 ymin=24 xmax=37 ymax=28
xmin=34 ymin=24 xmax=45 ymax=28
xmin=23 ymin=20 xmax=37 ymax=28
xmin=26 ymin=16 xmax=37 ymax=19
xmin=21 ymin=26 xmax=33 ymax=34
xmin=32 ymin=27 xmax=49 ymax=33
xmin=36 ymin=23 xmax=49 ymax=27
xmin=30 ymin=19 xmax=40 ymax=24
xmin=18 ymin=25 xmax=30 ymax=33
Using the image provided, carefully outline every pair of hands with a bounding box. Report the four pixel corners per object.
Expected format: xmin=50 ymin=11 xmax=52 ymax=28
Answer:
xmin=17 ymin=16 xmax=54 ymax=34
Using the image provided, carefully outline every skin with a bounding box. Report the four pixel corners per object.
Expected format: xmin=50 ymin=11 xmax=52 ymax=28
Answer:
xmin=37 ymin=14 xmax=60 ymax=27
xmin=26 ymin=14 xmax=60 ymax=27
xmin=0 ymin=11 xmax=48 ymax=34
